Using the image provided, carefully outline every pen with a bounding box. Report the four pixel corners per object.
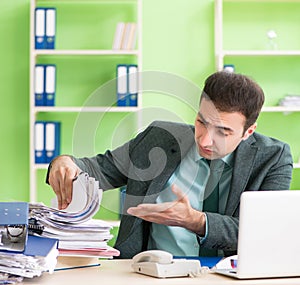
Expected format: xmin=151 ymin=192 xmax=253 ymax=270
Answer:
xmin=54 ymin=263 xmax=101 ymax=271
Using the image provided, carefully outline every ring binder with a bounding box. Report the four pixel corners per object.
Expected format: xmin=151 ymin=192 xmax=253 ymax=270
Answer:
xmin=0 ymin=202 xmax=28 ymax=253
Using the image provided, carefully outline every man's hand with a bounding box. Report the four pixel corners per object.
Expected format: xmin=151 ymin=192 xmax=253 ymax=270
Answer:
xmin=127 ymin=184 xmax=206 ymax=235
xmin=47 ymin=155 xmax=81 ymax=210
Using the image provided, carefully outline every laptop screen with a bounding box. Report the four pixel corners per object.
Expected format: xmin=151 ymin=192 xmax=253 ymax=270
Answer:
xmin=237 ymin=190 xmax=300 ymax=279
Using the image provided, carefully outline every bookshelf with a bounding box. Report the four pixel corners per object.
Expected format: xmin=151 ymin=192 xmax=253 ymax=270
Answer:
xmin=29 ymin=0 xmax=142 ymax=203
xmin=214 ymin=0 xmax=300 ymax=171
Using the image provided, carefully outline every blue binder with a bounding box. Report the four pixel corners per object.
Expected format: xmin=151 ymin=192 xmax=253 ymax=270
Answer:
xmin=35 ymin=8 xmax=46 ymax=49
xmin=34 ymin=65 xmax=45 ymax=106
xmin=45 ymin=8 xmax=56 ymax=49
xmin=117 ymin=64 xmax=128 ymax=106
xmin=45 ymin=64 xmax=56 ymax=106
xmin=127 ymin=64 xmax=138 ymax=106
xmin=45 ymin=121 xmax=61 ymax=163
xmin=34 ymin=121 xmax=46 ymax=163
xmin=24 ymin=235 xmax=58 ymax=257
xmin=0 ymin=202 xmax=28 ymax=253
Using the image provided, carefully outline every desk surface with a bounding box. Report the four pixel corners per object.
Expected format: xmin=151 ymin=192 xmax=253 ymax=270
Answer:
xmin=22 ymin=258 xmax=300 ymax=285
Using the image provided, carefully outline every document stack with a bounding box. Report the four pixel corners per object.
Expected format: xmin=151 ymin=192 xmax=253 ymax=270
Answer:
xmin=0 ymin=202 xmax=59 ymax=283
xmin=278 ymin=94 xmax=300 ymax=107
xmin=29 ymin=172 xmax=120 ymax=259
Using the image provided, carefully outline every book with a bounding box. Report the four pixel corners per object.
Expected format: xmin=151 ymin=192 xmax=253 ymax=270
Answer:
xmin=112 ymin=22 xmax=125 ymax=50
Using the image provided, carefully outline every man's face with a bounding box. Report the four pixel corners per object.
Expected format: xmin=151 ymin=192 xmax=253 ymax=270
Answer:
xmin=194 ymin=98 xmax=256 ymax=160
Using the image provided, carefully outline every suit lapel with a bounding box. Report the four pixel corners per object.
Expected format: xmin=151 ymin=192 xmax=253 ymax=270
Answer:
xmin=143 ymin=126 xmax=195 ymax=203
xmin=225 ymin=135 xmax=258 ymax=215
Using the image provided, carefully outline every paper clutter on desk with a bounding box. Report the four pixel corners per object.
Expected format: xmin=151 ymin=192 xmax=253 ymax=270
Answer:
xmin=0 ymin=235 xmax=58 ymax=282
xmin=29 ymin=172 xmax=120 ymax=259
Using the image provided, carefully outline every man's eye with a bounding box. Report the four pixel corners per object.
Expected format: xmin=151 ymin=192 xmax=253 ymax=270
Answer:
xmin=218 ymin=130 xmax=229 ymax=137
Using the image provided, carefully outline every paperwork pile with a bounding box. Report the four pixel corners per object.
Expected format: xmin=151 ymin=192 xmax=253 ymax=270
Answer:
xmin=29 ymin=172 xmax=120 ymax=258
xmin=0 ymin=235 xmax=58 ymax=279
xmin=0 ymin=202 xmax=59 ymax=283
xmin=278 ymin=94 xmax=300 ymax=106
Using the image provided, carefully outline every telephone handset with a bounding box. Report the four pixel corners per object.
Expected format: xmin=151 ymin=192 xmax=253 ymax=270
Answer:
xmin=131 ymin=250 xmax=201 ymax=278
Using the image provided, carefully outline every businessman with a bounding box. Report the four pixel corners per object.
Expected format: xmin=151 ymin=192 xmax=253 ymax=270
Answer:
xmin=47 ymin=71 xmax=293 ymax=258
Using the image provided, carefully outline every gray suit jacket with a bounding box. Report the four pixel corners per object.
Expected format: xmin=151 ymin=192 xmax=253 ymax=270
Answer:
xmin=73 ymin=121 xmax=293 ymax=258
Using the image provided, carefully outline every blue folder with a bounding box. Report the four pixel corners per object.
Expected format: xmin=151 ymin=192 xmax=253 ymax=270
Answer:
xmin=45 ymin=121 xmax=61 ymax=163
xmin=24 ymin=235 xmax=58 ymax=257
xmin=45 ymin=8 xmax=56 ymax=49
xmin=174 ymin=256 xmax=222 ymax=269
xmin=127 ymin=64 xmax=138 ymax=106
xmin=116 ymin=64 xmax=128 ymax=106
xmin=35 ymin=8 xmax=46 ymax=49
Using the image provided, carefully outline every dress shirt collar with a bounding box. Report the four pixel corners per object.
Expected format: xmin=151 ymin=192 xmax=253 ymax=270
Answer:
xmin=192 ymin=142 xmax=234 ymax=167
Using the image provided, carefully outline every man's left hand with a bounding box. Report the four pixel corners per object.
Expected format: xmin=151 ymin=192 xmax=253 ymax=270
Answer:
xmin=127 ymin=184 xmax=206 ymax=235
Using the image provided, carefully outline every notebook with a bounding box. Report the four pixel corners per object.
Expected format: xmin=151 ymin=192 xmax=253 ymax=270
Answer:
xmin=215 ymin=190 xmax=300 ymax=279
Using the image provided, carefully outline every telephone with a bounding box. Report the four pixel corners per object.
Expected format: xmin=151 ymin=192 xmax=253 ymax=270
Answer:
xmin=131 ymin=250 xmax=201 ymax=278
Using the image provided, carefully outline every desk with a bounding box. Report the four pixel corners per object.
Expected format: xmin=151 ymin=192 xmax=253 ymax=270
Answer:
xmin=22 ymin=259 xmax=300 ymax=285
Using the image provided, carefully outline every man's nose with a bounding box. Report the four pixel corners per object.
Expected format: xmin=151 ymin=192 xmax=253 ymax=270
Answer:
xmin=200 ymin=127 xmax=213 ymax=146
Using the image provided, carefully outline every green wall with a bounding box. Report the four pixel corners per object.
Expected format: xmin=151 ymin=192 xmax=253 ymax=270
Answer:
xmin=0 ymin=0 xmax=299 ymax=216
xmin=0 ymin=1 xmax=29 ymax=201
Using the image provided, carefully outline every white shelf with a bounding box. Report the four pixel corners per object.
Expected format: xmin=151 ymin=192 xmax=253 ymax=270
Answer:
xmin=215 ymin=0 xmax=300 ymax=179
xmin=33 ymin=49 xmax=139 ymax=56
xmin=29 ymin=0 xmax=142 ymax=202
xmin=35 ymin=0 xmax=138 ymax=2
xmin=222 ymin=50 xmax=300 ymax=57
xmin=262 ymin=106 xmax=300 ymax=113
xmin=34 ymin=106 xmax=140 ymax=113
xmin=222 ymin=0 xmax=300 ymax=2
xmin=34 ymin=164 xmax=49 ymax=170
xmin=294 ymin=163 xmax=300 ymax=169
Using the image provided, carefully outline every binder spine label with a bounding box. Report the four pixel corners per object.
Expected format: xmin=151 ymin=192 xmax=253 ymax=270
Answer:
xmin=45 ymin=8 xmax=56 ymax=49
xmin=35 ymin=8 xmax=46 ymax=49
xmin=117 ymin=65 xmax=128 ymax=106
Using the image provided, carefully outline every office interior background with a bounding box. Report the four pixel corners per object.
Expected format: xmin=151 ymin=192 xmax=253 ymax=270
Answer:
xmin=1 ymin=0 xmax=300 ymax=223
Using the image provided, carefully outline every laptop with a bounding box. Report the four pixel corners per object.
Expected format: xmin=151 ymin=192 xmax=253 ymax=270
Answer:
xmin=215 ymin=190 xmax=300 ymax=279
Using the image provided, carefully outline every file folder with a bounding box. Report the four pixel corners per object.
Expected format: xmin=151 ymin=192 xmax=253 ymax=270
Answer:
xmin=34 ymin=65 xmax=45 ymax=106
xmin=34 ymin=121 xmax=46 ymax=164
xmin=45 ymin=121 xmax=61 ymax=163
xmin=35 ymin=8 xmax=46 ymax=49
xmin=45 ymin=65 xmax=56 ymax=106
xmin=128 ymin=64 xmax=138 ymax=106
xmin=117 ymin=65 xmax=128 ymax=106
xmin=45 ymin=8 xmax=56 ymax=49
xmin=24 ymin=235 xmax=58 ymax=257
xmin=0 ymin=202 xmax=28 ymax=253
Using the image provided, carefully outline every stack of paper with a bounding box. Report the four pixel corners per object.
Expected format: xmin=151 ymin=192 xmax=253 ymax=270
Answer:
xmin=278 ymin=94 xmax=300 ymax=106
xmin=0 ymin=235 xmax=58 ymax=281
xmin=29 ymin=172 xmax=120 ymax=258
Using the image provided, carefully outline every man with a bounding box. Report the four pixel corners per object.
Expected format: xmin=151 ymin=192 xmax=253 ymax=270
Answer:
xmin=47 ymin=71 xmax=293 ymax=258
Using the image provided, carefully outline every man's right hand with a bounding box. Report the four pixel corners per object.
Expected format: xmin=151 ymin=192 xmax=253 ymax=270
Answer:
xmin=47 ymin=155 xmax=81 ymax=210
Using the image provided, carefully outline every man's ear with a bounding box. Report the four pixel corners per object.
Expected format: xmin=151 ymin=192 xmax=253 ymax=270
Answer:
xmin=242 ymin=123 xmax=257 ymax=141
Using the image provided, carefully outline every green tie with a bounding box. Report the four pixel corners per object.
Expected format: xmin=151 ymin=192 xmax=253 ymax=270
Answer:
xmin=202 ymin=159 xmax=225 ymax=213
xmin=199 ymin=159 xmax=225 ymax=257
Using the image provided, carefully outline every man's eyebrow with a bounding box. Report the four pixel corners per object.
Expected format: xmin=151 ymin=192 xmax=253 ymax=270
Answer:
xmin=197 ymin=112 xmax=234 ymax=133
